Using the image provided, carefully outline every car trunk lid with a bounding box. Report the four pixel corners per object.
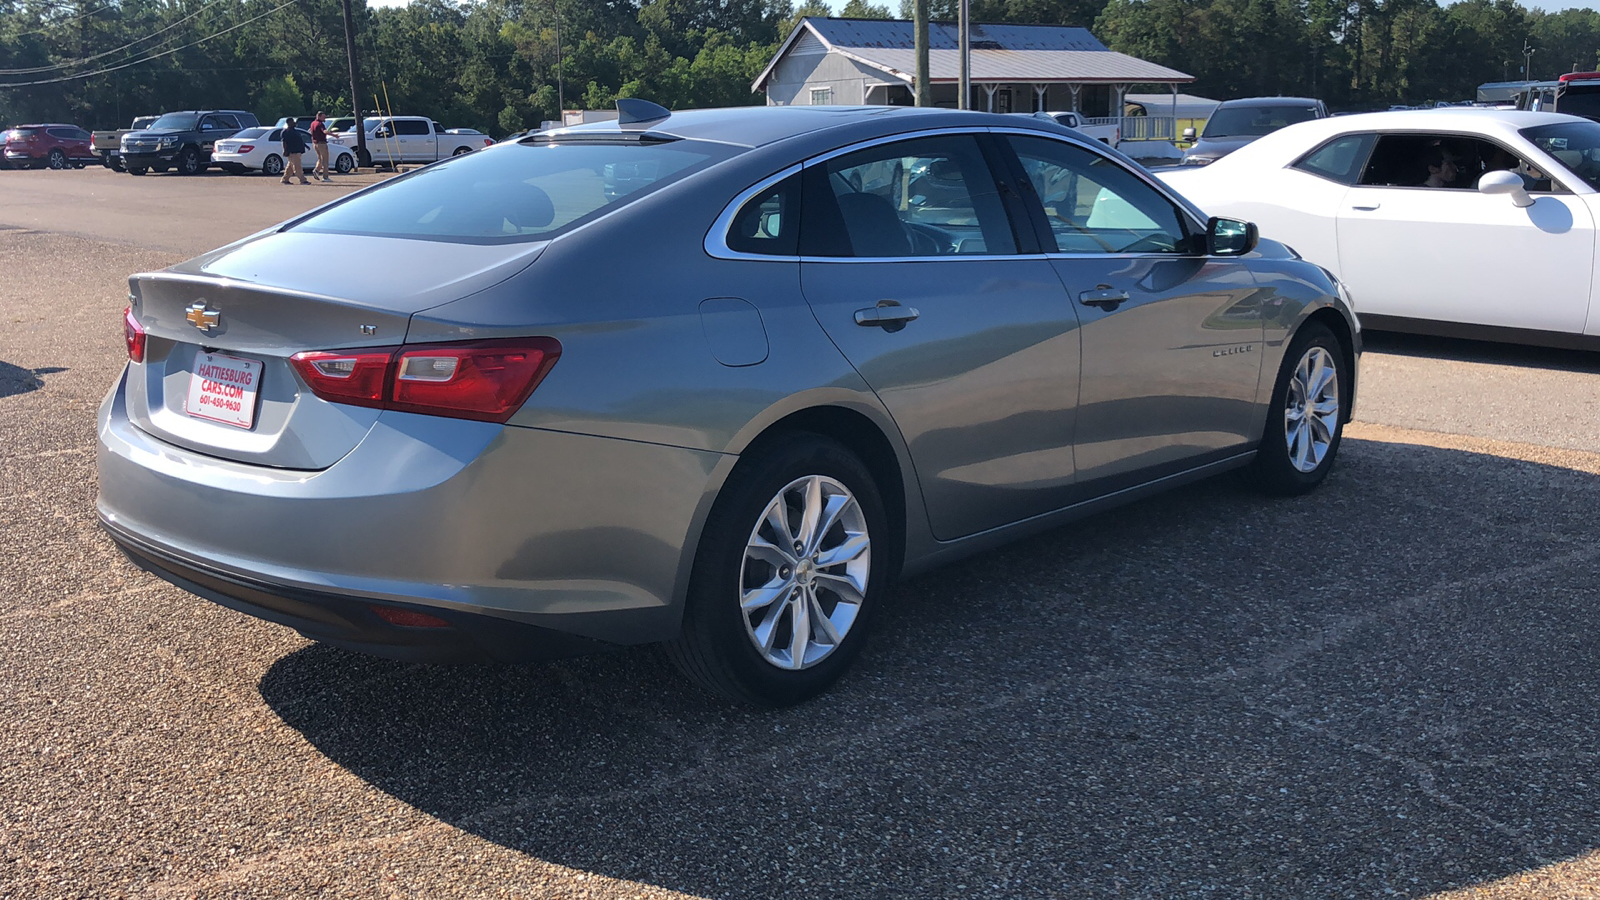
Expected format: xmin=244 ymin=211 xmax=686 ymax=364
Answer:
xmin=124 ymin=231 xmax=546 ymax=469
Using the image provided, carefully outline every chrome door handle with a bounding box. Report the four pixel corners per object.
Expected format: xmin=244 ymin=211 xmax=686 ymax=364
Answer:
xmin=854 ymin=305 xmax=921 ymax=327
xmin=1079 ymin=287 xmax=1129 ymax=309
xmin=1350 ymin=203 xmax=1381 ymax=211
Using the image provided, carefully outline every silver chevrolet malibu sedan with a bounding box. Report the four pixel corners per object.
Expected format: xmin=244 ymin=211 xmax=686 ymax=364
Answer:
xmin=98 ymin=102 xmax=1360 ymax=706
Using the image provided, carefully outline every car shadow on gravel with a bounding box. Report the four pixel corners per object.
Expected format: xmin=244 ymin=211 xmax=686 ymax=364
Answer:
xmin=0 ymin=362 xmax=66 ymax=399
xmin=1363 ymin=331 xmax=1600 ymax=374
xmin=259 ymin=437 xmax=1600 ymax=898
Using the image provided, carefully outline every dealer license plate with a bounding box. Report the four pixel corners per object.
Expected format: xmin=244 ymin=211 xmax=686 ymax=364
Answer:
xmin=186 ymin=351 xmax=263 ymax=429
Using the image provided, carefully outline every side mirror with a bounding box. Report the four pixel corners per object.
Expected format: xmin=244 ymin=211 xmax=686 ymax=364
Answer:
xmin=1182 ymin=126 xmax=1197 ymax=142
xmin=1478 ymin=169 xmax=1534 ymax=208
xmin=1207 ymin=216 xmax=1258 ymax=256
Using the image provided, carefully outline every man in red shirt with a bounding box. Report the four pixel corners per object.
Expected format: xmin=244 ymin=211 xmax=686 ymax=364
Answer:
xmin=310 ymin=111 xmax=331 ymax=182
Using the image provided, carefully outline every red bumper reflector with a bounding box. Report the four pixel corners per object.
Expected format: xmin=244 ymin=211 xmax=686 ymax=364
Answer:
xmin=370 ymin=606 xmax=451 ymax=628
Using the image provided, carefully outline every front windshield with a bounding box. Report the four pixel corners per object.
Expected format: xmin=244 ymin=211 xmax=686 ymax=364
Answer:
xmin=1202 ymin=105 xmax=1318 ymax=138
xmin=150 ymin=113 xmax=198 ymax=131
xmin=290 ymin=138 xmax=734 ymax=244
xmin=1521 ymin=120 xmax=1600 ymax=190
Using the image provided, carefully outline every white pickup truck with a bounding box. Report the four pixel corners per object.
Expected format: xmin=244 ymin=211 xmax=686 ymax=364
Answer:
xmin=1029 ymin=111 xmax=1121 ymax=146
xmin=348 ymin=116 xmax=493 ymax=167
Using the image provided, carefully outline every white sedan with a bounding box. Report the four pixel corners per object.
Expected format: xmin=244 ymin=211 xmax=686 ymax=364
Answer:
xmin=1158 ymin=109 xmax=1600 ymax=348
xmin=212 ymin=126 xmax=356 ymax=177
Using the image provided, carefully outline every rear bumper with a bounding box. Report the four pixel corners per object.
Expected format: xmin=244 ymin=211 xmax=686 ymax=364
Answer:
xmin=97 ymin=369 xmax=725 ymax=660
xmin=105 ymin=521 xmax=607 ymax=662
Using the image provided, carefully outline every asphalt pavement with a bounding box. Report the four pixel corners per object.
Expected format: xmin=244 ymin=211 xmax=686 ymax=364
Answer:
xmin=4 ymin=166 xmax=1600 ymax=899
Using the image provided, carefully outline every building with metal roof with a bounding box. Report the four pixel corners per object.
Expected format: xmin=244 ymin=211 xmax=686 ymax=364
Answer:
xmin=754 ymin=17 xmax=1194 ymax=121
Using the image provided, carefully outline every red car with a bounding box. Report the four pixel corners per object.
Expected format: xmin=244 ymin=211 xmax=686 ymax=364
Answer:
xmin=3 ymin=123 xmax=95 ymax=169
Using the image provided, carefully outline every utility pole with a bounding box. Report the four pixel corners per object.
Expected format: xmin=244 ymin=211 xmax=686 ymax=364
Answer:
xmin=1523 ymin=38 xmax=1536 ymax=83
xmin=553 ymin=2 xmax=563 ymax=117
xmin=958 ymin=0 xmax=970 ymax=110
xmin=340 ymin=0 xmax=365 ymax=165
xmin=914 ymin=0 xmax=929 ymax=106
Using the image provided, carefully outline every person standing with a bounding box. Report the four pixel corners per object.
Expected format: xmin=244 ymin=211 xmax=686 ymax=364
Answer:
xmin=309 ymin=111 xmax=331 ymax=182
xmin=281 ymin=117 xmax=310 ymax=185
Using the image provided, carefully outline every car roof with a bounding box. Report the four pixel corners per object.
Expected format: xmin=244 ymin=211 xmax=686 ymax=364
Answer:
xmin=1216 ymin=96 xmax=1322 ymax=108
xmin=540 ymin=105 xmax=1064 ymax=149
xmin=13 ymin=123 xmax=77 ymax=128
xmin=1276 ymin=107 xmax=1579 ymax=139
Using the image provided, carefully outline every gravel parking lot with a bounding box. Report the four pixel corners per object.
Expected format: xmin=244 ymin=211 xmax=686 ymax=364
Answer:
xmin=5 ymin=166 xmax=1600 ymax=899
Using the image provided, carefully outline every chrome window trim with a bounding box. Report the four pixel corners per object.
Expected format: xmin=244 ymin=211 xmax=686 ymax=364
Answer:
xmin=703 ymin=163 xmax=803 ymax=262
xmin=705 ymin=126 xmax=1070 ymax=263
xmin=992 ymin=125 xmax=1213 ymax=258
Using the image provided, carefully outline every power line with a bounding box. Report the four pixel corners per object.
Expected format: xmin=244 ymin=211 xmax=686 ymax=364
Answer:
xmin=0 ymin=0 xmax=234 ymax=75
xmin=0 ymin=0 xmax=297 ymax=87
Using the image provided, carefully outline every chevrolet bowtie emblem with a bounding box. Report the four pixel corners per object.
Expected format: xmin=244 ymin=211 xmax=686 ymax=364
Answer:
xmin=185 ymin=302 xmax=220 ymax=332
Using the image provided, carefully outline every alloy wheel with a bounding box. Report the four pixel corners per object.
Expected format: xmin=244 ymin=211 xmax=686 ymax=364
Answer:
xmin=263 ymin=155 xmax=283 ymax=176
xmin=739 ymin=475 xmax=871 ymax=670
xmin=1284 ymin=346 xmax=1339 ymax=473
xmin=48 ymin=149 xmax=66 ymax=169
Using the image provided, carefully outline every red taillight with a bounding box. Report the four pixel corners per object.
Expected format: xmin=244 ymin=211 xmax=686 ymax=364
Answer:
xmin=289 ymin=338 xmax=560 ymax=423
xmin=238 ymin=144 xmax=255 ymax=153
xmin=482 ymin=138 xmax=493 ymax=147
xmin=123 ymin=306 xmax=146 ymax=362
xmin=288 ymin=347 xmax=395 ymax=408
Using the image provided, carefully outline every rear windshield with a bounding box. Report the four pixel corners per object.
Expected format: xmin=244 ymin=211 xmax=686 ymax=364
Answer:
xmin=1557 ymin=85 xmax=1600 ymax=120
xmin=150 ymin=113 xmax=198 ymax=131
xmin=232 ymin=128 xmax=270 ymax=139
xmin=289 ymin=139 xmax=733 ymax=244
xmin=1521 ymin=120 xmax=1600 ymax=190
xmin=1203 ymin=105 xmax=1319 ymax=138
xmin=8 ymin=127 xmax=43 ymax=137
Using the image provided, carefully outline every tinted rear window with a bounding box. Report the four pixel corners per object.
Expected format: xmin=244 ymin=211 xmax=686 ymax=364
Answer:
xmin=1203 ymin=105 xmax=1319 ymax=138
xmin=289 ymin=139 xmax=733 ymax=244
xmin=233 ymin=128 xmax=271 ymax=139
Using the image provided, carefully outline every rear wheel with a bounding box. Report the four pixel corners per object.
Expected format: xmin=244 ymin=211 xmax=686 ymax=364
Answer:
xmin=356 ymin=147 xmax=371 ymax=168
xmin=334 ymin=152 xmax=354 ymax=174
xmin=451 ymin=145 xmax=473 ymax=157
xmin=176 ymin=147 xmax=201 ymax=175
xmin=667 ymin=435 xmax=887 ymax=707
xmin=47 ymin=149 xmax=66 ymax=169
xmin=1249 ymin=322 xmax=1348 ymax=495
xmin=262 ymin=154 xmax=284 ymax=177
xmin=127 ymin=166 xmax=147 ymax=176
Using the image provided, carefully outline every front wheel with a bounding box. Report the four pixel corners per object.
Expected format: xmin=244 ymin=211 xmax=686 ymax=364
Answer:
xmin=47 ymin=149 xmax=67 ymax=169
xmin=667 ymin=435 xmax=887 ymax=707
xmin=175 ymin=147 xmax=201 ymax=175
xmin=261 ymin=154 xmax=284 ymax=177
xmin=334 ymin=152 xmax=354 ymax=174
xmin=1249 ymin=322 xmax=1349 ymax=495
xmin=126 ymin=166 xmax=147 ymax=176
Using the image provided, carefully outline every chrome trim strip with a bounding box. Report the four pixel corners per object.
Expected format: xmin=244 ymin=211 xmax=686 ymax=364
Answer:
xmin=703 ymin=163 xmax=803 ymax=262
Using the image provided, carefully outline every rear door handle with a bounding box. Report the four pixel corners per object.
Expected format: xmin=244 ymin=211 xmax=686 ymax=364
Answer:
xmin=1350 ymin=203 xmax=1381 ymax=211
xmin=854 ymin=305 xmax=921 ymax=328
xmin=1079 ymin=287 xmax=1129 ymax=309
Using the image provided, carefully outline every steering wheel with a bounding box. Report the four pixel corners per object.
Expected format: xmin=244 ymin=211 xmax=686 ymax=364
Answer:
xmin=905 ymin=222 xmax=949 ymax=256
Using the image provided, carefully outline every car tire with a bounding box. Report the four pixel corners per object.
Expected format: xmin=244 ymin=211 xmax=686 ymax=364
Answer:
xmin=666 ymin=434 xmax=888 ymax=707
xmin=127 ymin=166 xmax=147 ymax=176
xmin=47 ymin=149 xmax=67 ymax=169
xmin=334 ymin=152 xmax=354 ymax=174
xmin=151 ymin=163 xmax=168 ymax=173
xmin=1249 ymin=322 xmax=1349 ymax=495
xmin=356 ymin=147 xmax=371 ymax=168
xmin=176 ymin=147 xmax=201 ymax=175
xmin=451 ymin=145 xmax=473 ymax=156
xmin=262 ymin=154 xmax=284 ymax=177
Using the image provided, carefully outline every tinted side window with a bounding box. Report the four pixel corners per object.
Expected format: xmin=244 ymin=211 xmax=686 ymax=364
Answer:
xmin=397 ymin=119 xmax=431 ymax=136
xmin=1360 ymin=133 xmax=1557 ymax=191
xmin=805 ymin=134 xmax=1018 ymax=258
xmin=727 ymin=174 xmax=801 ymax=256
xmin=1292 ymin=133 xmax=1374 ymax=184
xmin=47 ymin=127 xmax=73 ymax=140
xmin=1006 ymin=135 xmax=1192 ymax=254
xmin=434 ymin=122 xmax=445 ymax=134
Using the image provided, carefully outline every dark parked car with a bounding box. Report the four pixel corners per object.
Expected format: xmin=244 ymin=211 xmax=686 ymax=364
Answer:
xmin=3 ymin=123 xmax=97 ymax=169
xmin=1180 ymin=97 xmax=1329 ymax=166
xmin=100 ymin=102 xmax=1360 ymax=707
xmin=120 ymin=110 xmax=260 ymax=175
